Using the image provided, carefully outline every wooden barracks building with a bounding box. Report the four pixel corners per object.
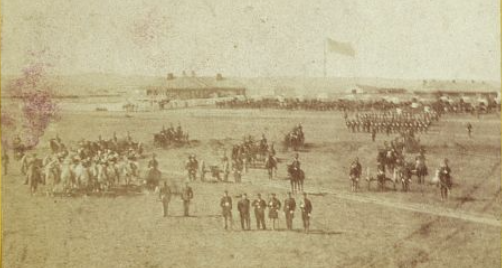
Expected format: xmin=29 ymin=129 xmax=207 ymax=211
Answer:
xmin=146 ymin=72 xmax=246 ymax=100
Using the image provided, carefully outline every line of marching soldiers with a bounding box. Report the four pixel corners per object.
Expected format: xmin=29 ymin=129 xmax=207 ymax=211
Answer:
xmin=220 ymin=191 xmax=313 ymax=233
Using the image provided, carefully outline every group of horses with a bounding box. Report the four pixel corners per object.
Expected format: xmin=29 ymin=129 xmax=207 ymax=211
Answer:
xmin=21 ymin=152 xmax=141 ymax=196
xmin=18 ymin=134 xmax=148 ymax=196
xmin=230 ymin=137 xmax=272 ymax=172
xmin=365 ymin=144 xmax=429 ymax=192
xmin=153 ymin=125 xmax=190 ymax=148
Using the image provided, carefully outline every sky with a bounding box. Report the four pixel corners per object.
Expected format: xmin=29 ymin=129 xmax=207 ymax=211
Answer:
xmin=1 ymin=0 xmax=500 ymax=81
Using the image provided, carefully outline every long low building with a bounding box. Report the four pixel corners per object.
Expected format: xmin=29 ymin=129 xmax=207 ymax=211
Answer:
xmin=146 ymin=73 xmax=246 ymax=100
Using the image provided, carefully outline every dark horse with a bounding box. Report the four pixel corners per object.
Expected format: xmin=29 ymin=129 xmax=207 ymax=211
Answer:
xmin=287 ymin=164 xmax=305 ymax=194
xmin=377 ymin=149 xmax=397 ymax=175
xmin=284 ymin=132 xmax=304 ymax=151
xmin=265 ymin=155 xmax=278 ymax=180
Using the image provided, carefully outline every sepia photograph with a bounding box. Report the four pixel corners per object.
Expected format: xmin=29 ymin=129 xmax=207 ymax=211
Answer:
xmin=1 ymin=0 xmax=500 ymax=267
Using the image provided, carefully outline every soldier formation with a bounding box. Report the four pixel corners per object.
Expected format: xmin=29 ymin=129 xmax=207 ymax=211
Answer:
xmin=345 ymin=111 xmax=438 ymax=135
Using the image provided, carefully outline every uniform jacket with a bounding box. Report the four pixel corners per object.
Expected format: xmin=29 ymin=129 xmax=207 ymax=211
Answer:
xmin=252 ymin=199 xmax=267 ymax=213
xmin=237 ymin=198 xmax=250 ymax=215
xmin=181 ymin=186 xmax=194 ymax=201
xmin=159 ymin=186 xmax=172 ymax=202
xmin=283 ymin=197 xmax=296 ymax=212
xmin=300 ymin=198 xmax=313 ymax=214
xmin=220 ymin=196 xmax=232 ymax=211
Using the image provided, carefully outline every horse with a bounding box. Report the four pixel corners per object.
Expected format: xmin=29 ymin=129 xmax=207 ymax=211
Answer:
xmin=43 ymin=158 xmax=62 ymax=196
xmin=284 ymin=132 xmax=304 ymax=151
xmin=95 ymin=162 xmax=117 ymax=191
xmin=145 ymin=168 xmax=161 ymax=191
xmin=73 ymin=162 xmax=94 ymax=192
xmin=59 ymin=160 xmax=76 ymax=193
xmin=377 ymin=149 xmax=397 ymax=176
xmin=265 ymin=156 xmax=278 ymax=180
xmin=118 ymin=159 xmax=139 ymax=186
xmin=287 ymin=164 xmax=305 ymax=194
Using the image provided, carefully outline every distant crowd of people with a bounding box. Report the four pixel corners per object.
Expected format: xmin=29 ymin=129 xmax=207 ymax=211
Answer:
xmin=215 ymin=97 xmax=500 ymax=114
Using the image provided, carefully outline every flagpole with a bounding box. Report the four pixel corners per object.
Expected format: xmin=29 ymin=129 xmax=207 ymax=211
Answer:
xmin=323 ymin=39 xmax=327 ymax=77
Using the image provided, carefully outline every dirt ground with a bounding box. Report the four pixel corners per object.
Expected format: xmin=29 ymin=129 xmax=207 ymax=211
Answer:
xmin=2 ymin=107 xmax=501 ymax=268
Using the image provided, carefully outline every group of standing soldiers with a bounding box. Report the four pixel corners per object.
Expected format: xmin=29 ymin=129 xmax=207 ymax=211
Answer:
xmin=345 ymin=111 xmax=437 ymax=137
xmin=220 ymin=191 xmax=313 ymax=233
xmin=158 ymin=181 xmax=194 ymax=217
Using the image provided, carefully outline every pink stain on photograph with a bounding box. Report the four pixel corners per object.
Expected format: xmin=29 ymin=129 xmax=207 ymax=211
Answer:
xmin=3 ymin=49 xmax=60 ymax=149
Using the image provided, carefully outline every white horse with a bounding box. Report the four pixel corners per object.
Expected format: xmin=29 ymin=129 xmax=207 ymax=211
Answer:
xmin=117 ymin=159 xmax=139 ymax=186
xmin=74 ymin=162 xmax=94 ymax=191
xmin=60 ymin=160 xmax=75 ymax=193
xmin=43 ymin=158 xmax=62 ymax=196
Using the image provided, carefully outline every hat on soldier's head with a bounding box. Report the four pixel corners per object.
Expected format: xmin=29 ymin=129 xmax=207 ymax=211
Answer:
xmin=257 ymin=193 xmax=261 ymax=197
xmin=272 ymin=193 xmax=276 ymax=197
xmin=303 ymin=192 xmax=307 ymax=197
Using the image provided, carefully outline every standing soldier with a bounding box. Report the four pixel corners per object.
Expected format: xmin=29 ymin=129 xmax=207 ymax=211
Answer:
xmin=220 ymin=190 xmax=233 ymax=230
xmin=299 ymin=192 xmax=313 ymax=233
xmin=181 ymin=182 xmax=194 ymax=216
xmin=349 ymin=158 xmax=362 ymax=192
xmin=237 ymin=193 xmax=251 ymax=230
xmin=185 ymin=155 xmax=199 ymax=181
xmin=221 ymin=156 xmax=230 ymax=182
xmin=252 ymin=193 xmax=267 ymax=230
xmin=2 ymin=149 xmax=9 ymax=175
xmin=371 ymin=127 xmax=377 ymax=142
xmin=466 ymin=122 xmax=473 ymax=138
xmin=28 ymin=154 xmax=43 ymax=195
xmin=283 ymin=192 xmax=296 ymax=230
xmin=159 ymin=181 xmax=172 ymax=217
xmin=439 ymin=159 xmax=452 ymax=201
xmin=268 ymin=193 xmax=281 ymax=230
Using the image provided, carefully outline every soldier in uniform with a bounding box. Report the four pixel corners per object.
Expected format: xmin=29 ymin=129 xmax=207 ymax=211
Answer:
xmin=268 ymin=193 xmax=281 ymax=230
xmin=439 ymin=159 xmax=452 ymax=201
xmin=159 ymin=181 xmax=172 ymax=217
xmin=237 ymin=193 xmax=251 ymax=230
xmin=185 ymin=155 xmax=199 ymax=181
xmin=371 ymin=127 xmax=377 ymax=142
xmin=349 ymin=158 xmax=362 ymax=192
xmin=283 ymin=192 xmax=296 ymax=230
xmin=299 ymin=192 xmax=313 ymax=233
xmin=28 ymin=154 xmax=43 ymax=195
xmin=2 ymin=149 xmax=9 ymax=176
xmin=181 ymin=182 xmax=194 ymax=216
xmin=220 ymin=190 xmax=233 ymax=230
xmin=221 ymin=156 xmax=230 ymax=182
xmin=466 ymin=122 xmax=473 ymax=137
xmin=252 ymin=193 xmax=267 ymax=230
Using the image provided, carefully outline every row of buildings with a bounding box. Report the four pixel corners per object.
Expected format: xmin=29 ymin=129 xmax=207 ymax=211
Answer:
xmin=141 ymin=73 xmax=499 ymax=105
